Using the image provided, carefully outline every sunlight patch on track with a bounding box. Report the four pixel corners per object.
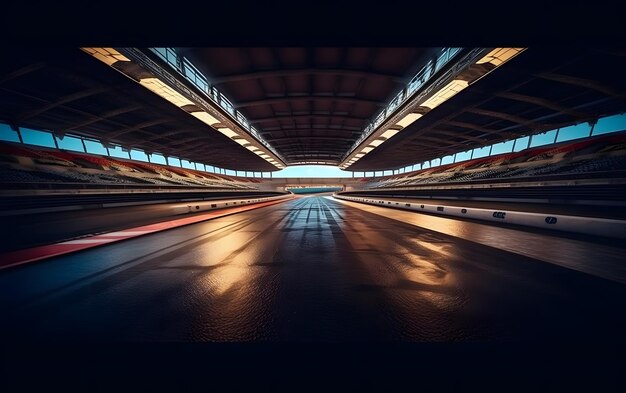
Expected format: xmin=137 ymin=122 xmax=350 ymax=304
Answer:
xmin=327 ymin=196 xmax=626 ymax=283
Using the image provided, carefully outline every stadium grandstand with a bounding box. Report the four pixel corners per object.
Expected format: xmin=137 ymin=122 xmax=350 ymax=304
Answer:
xmin=1 ymin=46 xmax=625 ymax=379
xmin=0 ymin=139 xmax=264 ymax=189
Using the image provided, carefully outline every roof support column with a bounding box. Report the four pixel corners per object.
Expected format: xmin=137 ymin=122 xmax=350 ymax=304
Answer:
xmin=13 ymin=125 xmax=24 ymax=144
xmin=52 ymin=132 xmax=59 ymax=149
xmin=175 ymin=49 xmax=184 ymax=75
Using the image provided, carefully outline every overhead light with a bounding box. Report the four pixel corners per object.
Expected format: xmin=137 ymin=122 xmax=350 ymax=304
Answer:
xmin=355 ymin=153 xmax=365 ymax=158
xmin=341 ymin=49 xmax=526 ymax=169
xmin=82 ymin=47 xmax=130 ymax=66
xmin=139 ymin=78 xmax=195 ymax=107
xmin=421 ymin=79 xmax=469 ymax=110
xmin=83 ymin=47 xmax=286 ymax=171
xmin=246 ymin=146 xmax=259 ymax=151
xmin=233 ymin=138 xmax=250 ymax=146
xmin=380 ymin=129 xmax=400 ymax=139
xmin=476 ymin=48 xmax=524 ymax=66
xmin=190 ymin=111 xmax=220 ymax=127
xmin=217 ymin=127 xmax=238 ymax=138
xmin=395 ymin=113 xmax=423 ymax=128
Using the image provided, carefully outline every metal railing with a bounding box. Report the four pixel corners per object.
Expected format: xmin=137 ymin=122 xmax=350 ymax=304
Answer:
xmin=347 ymin=47 xmax=463 ymax=154
xmin=149 ymin=48 xmax=283 ymax=162
xmin=150 ymin=47 xmax=466 ymax=168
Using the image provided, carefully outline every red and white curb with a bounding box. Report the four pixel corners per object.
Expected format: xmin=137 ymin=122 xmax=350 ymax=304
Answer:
xmin=0 ymin=197 xmax=292 ymax=270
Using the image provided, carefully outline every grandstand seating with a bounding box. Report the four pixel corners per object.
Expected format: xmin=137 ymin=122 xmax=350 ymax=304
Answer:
xmin=363 ymin=132 xmax=626 ymax=190
xmin=1 ymin=131 xmax=624 ymax=191
xmin=0 ymin=142 xmax=259 ymax=190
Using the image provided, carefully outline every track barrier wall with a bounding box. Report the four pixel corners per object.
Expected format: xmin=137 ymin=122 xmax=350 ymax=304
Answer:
xmin=333 ymin=194 xmax=626 ymax=239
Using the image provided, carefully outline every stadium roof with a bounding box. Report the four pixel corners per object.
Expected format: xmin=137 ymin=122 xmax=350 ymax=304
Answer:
xmin=1 ymin=47 xmax=625 ymax=171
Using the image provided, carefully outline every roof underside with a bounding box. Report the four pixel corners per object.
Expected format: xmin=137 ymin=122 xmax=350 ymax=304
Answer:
xmin=180 ymin=48 xmax=433 ymax=165
xmin=1 ymin=47 xmax=625 ymax=172
xmin=348 ymin=47 xmax=626 ymax=170
xmin=0 ymin=48 xmax=277 ymax=171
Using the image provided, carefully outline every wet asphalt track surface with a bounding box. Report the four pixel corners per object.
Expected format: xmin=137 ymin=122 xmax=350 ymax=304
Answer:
xmin=0 ymin=195 xmax=625 ymax=342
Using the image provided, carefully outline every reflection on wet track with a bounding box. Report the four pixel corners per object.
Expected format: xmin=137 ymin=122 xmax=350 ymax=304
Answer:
xmin=0 ymin=195 xmax=625 ymax=342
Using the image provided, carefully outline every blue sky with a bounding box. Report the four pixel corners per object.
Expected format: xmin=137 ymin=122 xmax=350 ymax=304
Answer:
xmin=273 ymin=165 xmax=352 ymax=178
xmin=3 ymin=113 xmax=626 ymax=179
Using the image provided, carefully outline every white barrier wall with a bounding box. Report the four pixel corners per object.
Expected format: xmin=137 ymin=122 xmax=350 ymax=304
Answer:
xmin=172 ymin=194 xmax=293 ymax=215
xmin=334 ymin=194 xmax=626 ymax=239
